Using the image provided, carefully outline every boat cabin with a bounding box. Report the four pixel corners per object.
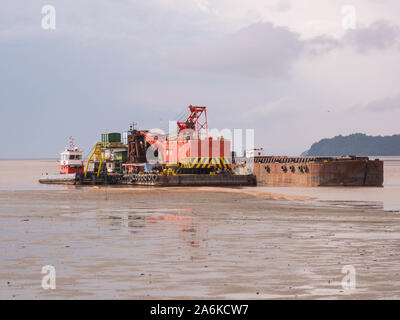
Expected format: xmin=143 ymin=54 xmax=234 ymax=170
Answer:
xmin=59 ymin=138 xmax=84 ymax=174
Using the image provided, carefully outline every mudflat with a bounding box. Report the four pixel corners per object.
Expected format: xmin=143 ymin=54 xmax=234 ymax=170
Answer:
xmin=1 ymin=187 xmax=400 ymax=299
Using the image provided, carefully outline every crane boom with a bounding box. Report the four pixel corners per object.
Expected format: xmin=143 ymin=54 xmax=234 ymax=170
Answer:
xmin=177 ymin=105 xmax=208 ymax=138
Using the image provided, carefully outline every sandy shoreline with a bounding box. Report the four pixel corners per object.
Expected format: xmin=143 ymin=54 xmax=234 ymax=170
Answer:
xmin=1 ymin=188 xmax=400 ymax=299
xmin=88 ymin=185 xmax=315 ymax=201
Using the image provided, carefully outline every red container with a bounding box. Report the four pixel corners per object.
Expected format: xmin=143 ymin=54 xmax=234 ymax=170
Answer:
xmin=162 ymin=137 xmax=231 ymax=164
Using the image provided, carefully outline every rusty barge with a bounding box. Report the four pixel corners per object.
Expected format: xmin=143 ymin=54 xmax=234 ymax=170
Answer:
xmin=39 ymin=105 xmax=384 ymax=187
xmin=234 ymin=155 xmax=383 ymax=187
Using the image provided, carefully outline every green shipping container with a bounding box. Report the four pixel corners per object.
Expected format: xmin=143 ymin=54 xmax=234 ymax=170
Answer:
xmin=101 ymin=132 xmax=121 ymax=144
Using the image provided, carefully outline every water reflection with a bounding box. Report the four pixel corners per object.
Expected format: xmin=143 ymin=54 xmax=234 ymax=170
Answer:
xmin=102 ymin=207 xmax=210 ymax=260
xmin=319 ymin=200 xmax=385 ymax=210
xmin=317 ymin=200 xmax=400 ymax=212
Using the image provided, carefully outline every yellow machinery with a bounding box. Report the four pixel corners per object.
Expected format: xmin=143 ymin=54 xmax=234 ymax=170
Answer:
xmin=84 ymin=142 xmax=103 ymax=178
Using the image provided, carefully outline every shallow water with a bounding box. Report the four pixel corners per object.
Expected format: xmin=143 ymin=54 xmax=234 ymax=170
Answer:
xmin=1 ymin=158 xmax=400 ymax=299
xmin=1 ymin=188 xmax=400 ymax=299
xmin=0 ymin=159 xmax=60 ymax=191
xmin=2 ymin=158 xmax=398 ymax=210
xmin=252 ymin=157 xmax=400 ymax=212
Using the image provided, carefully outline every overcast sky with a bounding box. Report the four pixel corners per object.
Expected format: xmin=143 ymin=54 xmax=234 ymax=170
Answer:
xmin=1 ymin=0 xmax=400 ymax=158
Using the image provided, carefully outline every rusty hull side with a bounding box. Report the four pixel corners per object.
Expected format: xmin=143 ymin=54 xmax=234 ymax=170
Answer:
xmin=252 ymin=159 xmax=383 ymax=187
xmin=128 ymin=174 xmax=257 ymax=186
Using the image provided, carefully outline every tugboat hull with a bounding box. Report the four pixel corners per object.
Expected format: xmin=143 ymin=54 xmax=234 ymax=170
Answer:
xmin=39 ymin=173 xmax=77 ymax=185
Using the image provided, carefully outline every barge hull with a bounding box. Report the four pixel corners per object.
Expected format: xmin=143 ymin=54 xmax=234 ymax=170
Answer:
xmin=235 ymin=156 xmax=384 ymax=187
xmin=128 ymin=174 xmax=256 ymax=187
xmin=39 ymin=173 xmax=257 ymax=187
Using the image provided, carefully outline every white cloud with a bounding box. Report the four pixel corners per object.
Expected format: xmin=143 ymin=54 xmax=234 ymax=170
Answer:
xmin=1 ymin=0 xmax=400 ymax=157
xmin=167 ymin=22 xmax=303 ymax=77
xmin=364 ymin=94 xmax=400 ymax=112
xmin=345 ymin=20 xmax=400 ymax=52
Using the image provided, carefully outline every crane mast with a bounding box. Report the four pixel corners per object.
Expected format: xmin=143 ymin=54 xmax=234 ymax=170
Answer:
xmin=176 ymin=105 xmax=208 ymax=138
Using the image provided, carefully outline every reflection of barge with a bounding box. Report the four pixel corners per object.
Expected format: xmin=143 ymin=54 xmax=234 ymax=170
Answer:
xmin=234 ymin=156 xmax=384 ymax=187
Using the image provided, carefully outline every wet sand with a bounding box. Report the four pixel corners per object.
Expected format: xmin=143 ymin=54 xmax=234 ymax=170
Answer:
xmin=250 ymin=160 xmax=400 ymax=212
xmin=1 ymin=187 xmax=400 ymax=299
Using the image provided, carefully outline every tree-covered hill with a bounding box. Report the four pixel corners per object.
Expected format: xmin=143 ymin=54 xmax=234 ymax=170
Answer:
xmin=302 ymin=133 xmax=400 ymax=156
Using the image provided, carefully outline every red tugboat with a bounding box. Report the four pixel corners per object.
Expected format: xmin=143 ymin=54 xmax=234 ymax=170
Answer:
xmin=59 ymin=137 xmax=84 ymax=174
xmin=39 ymin=137 xmax=85 ymax=184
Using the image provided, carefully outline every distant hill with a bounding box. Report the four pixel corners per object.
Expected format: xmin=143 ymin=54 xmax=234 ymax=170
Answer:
xmin=302 ymin=133 xmax=400 ymax=156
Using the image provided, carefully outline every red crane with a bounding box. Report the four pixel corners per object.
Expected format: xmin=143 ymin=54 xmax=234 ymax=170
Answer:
xmin=126 ymin=105 xmax=231 ymax=173
xmin=177 ymin=105 xmax=208 ymax=138
xmin=140 ymin=105 xmax=208 ymax=160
